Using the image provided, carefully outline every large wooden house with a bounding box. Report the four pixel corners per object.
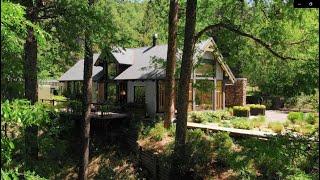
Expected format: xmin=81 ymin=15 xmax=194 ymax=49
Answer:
xmin=59 ymin=38 xmax=247 ymax=116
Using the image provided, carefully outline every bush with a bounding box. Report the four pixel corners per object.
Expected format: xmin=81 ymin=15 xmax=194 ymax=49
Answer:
xmin=188 ymin=111 xmax=209 ymax=123
xmin=268 ymin=122 xmax=284 ymax=133
xmin=233 ymin=106 xmax=250 ymax=117
xmin=288 ymin=112 xmax=304 ymax=124
xmin=304 ymin=113 xmax=317 ymax=125
xmin=211 ymin=132 xmax=233 ymax=164
xmin=292 ymin=124 xmax=317 ymax=136
xmin=248 ymin=104 xmax=266 ymax=115
xmin=231 ymin=117 xmax=253 ymax=130
xmin=184 ymin=129 xmax=215 ymax=176
xmin=147 ymin=122 xmax=167 ymax=141
xmin=251 ymin=116 xmax=266 ymax=128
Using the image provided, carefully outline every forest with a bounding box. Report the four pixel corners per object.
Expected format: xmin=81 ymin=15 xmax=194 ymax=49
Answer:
xmin=1 ymin=0 xmax=319 ymax=179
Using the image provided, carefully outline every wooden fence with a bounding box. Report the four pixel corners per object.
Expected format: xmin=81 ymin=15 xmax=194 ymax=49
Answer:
xmin=123 ymin=129 xmax=170 ymax=180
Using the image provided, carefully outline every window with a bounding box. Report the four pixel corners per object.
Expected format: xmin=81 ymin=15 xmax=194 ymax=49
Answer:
xmin=195 ymin=59 xmax=215 ymax=77
xmin=134 ymin=86 xmax=145 ymax=104
xmin=194 ymin=80 xmax=214 ymax=110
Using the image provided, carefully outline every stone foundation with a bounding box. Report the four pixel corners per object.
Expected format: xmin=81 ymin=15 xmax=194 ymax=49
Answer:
xmin=225 ymin=78 xmax=247 ymax=107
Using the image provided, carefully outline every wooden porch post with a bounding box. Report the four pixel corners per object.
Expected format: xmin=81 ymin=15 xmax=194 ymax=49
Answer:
xmin=213 ymin=78 xmax=216 ymax=110
xmin=222 ymin=73 xmax=226 ymax=109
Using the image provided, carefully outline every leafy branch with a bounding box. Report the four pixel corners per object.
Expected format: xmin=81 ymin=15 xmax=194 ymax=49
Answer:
xmin=195 ymin=22 xmax=312 ymax=61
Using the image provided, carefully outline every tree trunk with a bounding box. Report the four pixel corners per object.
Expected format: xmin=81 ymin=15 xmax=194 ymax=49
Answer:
xmin=79 ymin=35 xmax=93 ymax=180
xmin=24 ymin=3 xmax=39 ymax=167
xmin=164 ymin=0 xmax=179 ymax=128
xmin=170 ymin=0 xmax=197 ymax=177
xmin=79 ymin=1 xmax=94 ymax=179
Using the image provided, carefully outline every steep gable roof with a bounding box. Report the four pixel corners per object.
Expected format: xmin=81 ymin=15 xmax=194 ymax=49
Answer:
xmin=59 ymin=53 xmax=103 ymax=81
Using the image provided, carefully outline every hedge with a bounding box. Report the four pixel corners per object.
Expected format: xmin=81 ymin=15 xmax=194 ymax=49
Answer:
xmin=248 ymin=104 xmax=266 ymax=116
xmin=233 ymin=106 xmax=250 ymax=117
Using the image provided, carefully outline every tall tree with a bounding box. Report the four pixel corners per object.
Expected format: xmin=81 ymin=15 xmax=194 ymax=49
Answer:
xmin=171 ymin=0 xmax=197 ymax=177
xmin=23 ymin=0 xmax=40 ymax=166
xmin=79 ymin=1 xmax=94 ymax=179
xmin=164 ymin=0 xmax=179 ymax=128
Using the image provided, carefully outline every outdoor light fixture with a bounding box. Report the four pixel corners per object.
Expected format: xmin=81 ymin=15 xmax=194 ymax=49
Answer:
xmin=120 ymin=90 xmax=126 ymax=96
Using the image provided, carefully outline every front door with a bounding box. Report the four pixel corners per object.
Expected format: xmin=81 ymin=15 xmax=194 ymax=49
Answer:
xmin=215 ymin=80 xmax=223 ymax=110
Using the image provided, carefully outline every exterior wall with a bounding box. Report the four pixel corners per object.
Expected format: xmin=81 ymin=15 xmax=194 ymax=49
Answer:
xmin=225 ymin=78 xmax=247 ymax=107
xmin=127 ymin=80 xmax=157 ymax=116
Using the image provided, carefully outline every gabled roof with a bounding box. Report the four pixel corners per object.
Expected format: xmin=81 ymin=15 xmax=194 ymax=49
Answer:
xmin=59 ymin=53 xmax=103 ymax=81
xmin=115 ymin=38 xmax=235 ymax=82
xmin=59 ymin=38 xmax=236 ymax=83
xmin=114 ymin=45 xmax=168 ymax=80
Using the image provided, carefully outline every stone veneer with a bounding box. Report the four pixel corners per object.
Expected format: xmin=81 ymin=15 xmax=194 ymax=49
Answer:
xmin=225 ymin=78 xmax=247 ymax=107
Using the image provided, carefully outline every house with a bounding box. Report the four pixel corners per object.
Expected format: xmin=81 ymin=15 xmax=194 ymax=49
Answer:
xmin=59 ymin=37 xmax=247 ymax=116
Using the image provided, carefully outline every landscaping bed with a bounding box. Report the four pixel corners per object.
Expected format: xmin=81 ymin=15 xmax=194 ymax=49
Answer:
xmin=188 ymin=109 xmax=319 ymax=136
xmin=131 ymin=119 xmax=319 ymax=179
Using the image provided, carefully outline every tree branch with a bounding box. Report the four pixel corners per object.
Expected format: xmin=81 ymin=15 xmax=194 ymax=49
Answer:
xmin=195 ymin=22 xmax=307 ymax=61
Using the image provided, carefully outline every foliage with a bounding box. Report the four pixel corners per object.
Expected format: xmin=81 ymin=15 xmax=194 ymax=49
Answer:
xmin=234 ymin=134 xmax=319 ymax=179
xmin=251 ymin=116 xmax=266 ymax=128
xmin=184 ymin=129 xmax=215 ymax=176
xmin=268 ymin=122 xmax=284 ymax=133
xmin=285 ymin=92 xmax=319 ymax=112
xmin=248 ymin=104 xmax=266 ymax=109
xmin=67 ymin=100 xmax=82 ymax=114
xmin=210 ymin=132 xmax=233 ymax=164
xmin=1 ymin=99 xmax=52 ymax=127
xmin=188 ymin=110 xmax=231 ymax=123
xmin=233 ymin=106 xmax=250 ymax=117
xmin=230 ymin=117 xmax=253 ymax=130
xmin=288 ymin=112 xmax=304 ymax=124
xmin=147 ymin=122 xmax=167 ymax=141
xmin=304 ymin=113 xmax=318 ymax=125
xmin=1 ymin=168 xmax=47 ymax=180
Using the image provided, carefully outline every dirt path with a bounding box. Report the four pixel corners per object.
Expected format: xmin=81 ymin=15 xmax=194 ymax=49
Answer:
xmin=250 ymin=110 xmax=288 ymax=123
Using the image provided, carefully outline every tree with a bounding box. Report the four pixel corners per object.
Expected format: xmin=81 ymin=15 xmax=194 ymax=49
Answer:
xmin=171 ymin=0 xmax=197 ymax=177
xmin=171 ymin=0 xmax=318 ymax=176
xmin=164 ymin=0 xmax=179 ymax=128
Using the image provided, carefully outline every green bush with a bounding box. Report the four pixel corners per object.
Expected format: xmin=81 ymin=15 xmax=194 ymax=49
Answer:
xmin=231 ymin=117 xmax=253 ymax=130
xmin=288 ymin=112 xmax=304 ymax=123
xmin=188 ymin=110 xmax=232 ymax=123
xmin=188 ymin=111 xmax=209 ymax=123
xmin=233 ymin=106 xmax=250 ymax=117
xmin=268 ymin=122 xmax=284 ymax=133
xmin=248 ymin=104 xmax=266 ymax=115
xmin=211 ymin=132 xmax=233 ymax=164
xmin=304 ymin=113 xmax=317 ymax=124
xmin=148 ymin=122 xmax=167 ymax=141
xmin=184 ymin=129 xmax=215 ymax=176
xmin=251 ymin=116 xmax=266 ymax=128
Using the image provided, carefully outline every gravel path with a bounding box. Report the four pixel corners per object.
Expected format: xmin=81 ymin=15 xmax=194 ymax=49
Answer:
xmin=250 ymin=110 xmax=289 ymax=123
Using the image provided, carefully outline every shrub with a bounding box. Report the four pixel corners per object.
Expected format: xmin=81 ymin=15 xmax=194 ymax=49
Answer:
xmin=231 ymin=117 xmax=253 ymax=130
xmin=268 ymin=122 xmax=284 ymax=133
xmin=184 ymin=129 xmax=215 ymax=176
xmin=292 ymin=124 xmax=317 ymax=136
xmin=304 ymin=113 xmax=317 ymax=125
xmin=188 ymin=111 xmax=209 ymax=123
xmin=148 ymin=122 xmax=167 ymax=141
xmin=288 ymin=112 xmax=304 ymax=124
xmin=211 ymin=132 xmax=233 ymax=164
xmin=233 ymin=106 xmax=250 ymax=117
xmin=251 ymin=116 xmax=266 ymax=128
xmin=248 ymin=104 xmax=266 ymax=115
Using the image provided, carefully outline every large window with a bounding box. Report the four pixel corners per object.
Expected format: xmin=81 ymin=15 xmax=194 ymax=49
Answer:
xmin=194 ymin=80 xmax=214 ymax=110
xmin=195 ymin=59 xmax=215 ymax=77
xmin=134 ymin=86 xmax=145 ymax=104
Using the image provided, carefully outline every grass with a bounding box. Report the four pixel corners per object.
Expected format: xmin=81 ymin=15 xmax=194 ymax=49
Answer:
xmin=268 ymin=122 xmax=284 ymax=133
xmin=250 ymin=116 xmax=266 ymax=128
xmin=230 ymin=118 xmax=253 ymax=130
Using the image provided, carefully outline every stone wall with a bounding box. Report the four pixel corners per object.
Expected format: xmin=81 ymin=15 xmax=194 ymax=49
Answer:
xmin=225 ymin=78 xmax=247 ymax=107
